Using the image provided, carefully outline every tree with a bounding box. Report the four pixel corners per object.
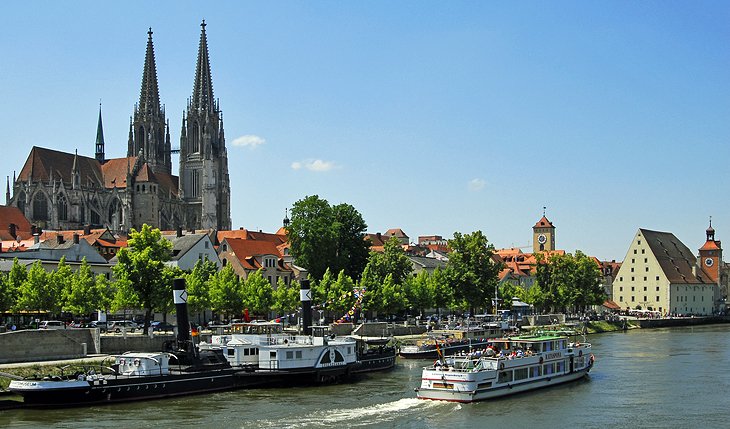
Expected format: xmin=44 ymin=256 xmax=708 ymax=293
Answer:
xmin=360 ymin=238 xmax=413 ymax=317
xmin=430 ymin=268 xmax=453 ymax=313
xmin=113 ymin=224 xmax=172 ymax=333
xmin=241 ymin=270 xmax=274 ymax=318
xmin=378 ymin=274 xmax=407 ymax=317
xmin=332 ymin=203 xmax=370 ymax=280
xmin=404 ymin=270 xmax=434 ymax=318
xmin=0 ymin=271 xmax=15 ymax=313
xmin=272 ymin=278 xmax=300 ymax=318
xmin=287 ymin=195 xmax=370 ymax=280
xmin=186 ymin=259 xmax=218 ymax=324
xmin=534 ymin=250 xmax=604 ymax=313
xmin=209 ymin=264 xmax=244 ymax=321
xmin=14 ymin=261 xmax=49 ymax=316
xmin=63 ymin=258 xmax=96 ymax=316
xmin=446 ymin=231 xmax=502 ymax=315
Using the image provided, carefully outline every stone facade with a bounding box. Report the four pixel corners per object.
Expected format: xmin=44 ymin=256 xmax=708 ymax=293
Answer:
xmin=7 ymin=23 xmax=231 ymax=234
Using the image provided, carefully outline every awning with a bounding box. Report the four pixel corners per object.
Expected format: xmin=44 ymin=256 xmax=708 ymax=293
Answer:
xmin=603 ymin=300 xmax=621 ymax=310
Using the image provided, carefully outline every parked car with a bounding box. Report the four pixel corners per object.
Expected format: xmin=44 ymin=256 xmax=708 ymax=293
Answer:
xmin=109 ymin=321 xmax=137 ymax=333
xmin=39 ymin=320 xmax=66 ymax=330
xmin=150 ymin=321 xmax=175 ymax=333
xmin=90 ymin=321 xmax=108 ymax=333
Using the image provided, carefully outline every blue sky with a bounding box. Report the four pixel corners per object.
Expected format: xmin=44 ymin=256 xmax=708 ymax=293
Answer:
xmin=2 ymin=1 xmax=729 ymax=261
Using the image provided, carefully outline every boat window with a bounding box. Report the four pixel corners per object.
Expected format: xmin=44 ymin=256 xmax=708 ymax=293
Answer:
xmin=477 ymin=382 xmax=492 ymax=390
xmin=334 ymin=350 xmax=345 ymax=363
xmin=514 ymin=368 xmax=529 ymax=381
xmin=530 ymin=366 xmax=542 ymax=377
xmin=498 ymin=371 xmax=513 ymax=384
xmin=270 ymin=351 xmax=276 ymax=359
xmin=296 ymin=351 xmax=302 ymax=359
xmin=243 ymin=349 xmax=250 ymax=356
xmin=556 ymin=361 xmax=565 ymax=372
xmin=227 ymin=349 xmax=235 ymax=357
xmin=286 ymin=351 xmax=293 ymax=359
xmin=543 ymin=363 xmax=555 ymax=375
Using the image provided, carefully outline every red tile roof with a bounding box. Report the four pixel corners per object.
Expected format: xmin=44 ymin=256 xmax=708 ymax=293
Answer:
xmin=533 ymin=216 xmax=554 ymax=228
xmin=100 ymin=157 xmax=136 ymax=188
xmin=0 ymin=206 xmax=33 ymax=241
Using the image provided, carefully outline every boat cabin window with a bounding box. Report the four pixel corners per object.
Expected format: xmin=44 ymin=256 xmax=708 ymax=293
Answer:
xmin=514 ymin=368 xmax=529 ymax=381
xmin=530 ymin=366 xmax=542 ymax=377
xmin=227 ymin=349 xmax=235 ymax=357
xmin=296 ymin=351 xmax=302 ymax=359
xmin=231 ymin=323 xmax=283 ymax=335
xmin=543 ymin=363 xmax=555 ymax=375
xmin=498 ymin=371 xmax=513 ymax=384
xmin=286 ymin=351 xmax=293 ymax=359
xmin=270 ymin=351 xmax=276 ymax=359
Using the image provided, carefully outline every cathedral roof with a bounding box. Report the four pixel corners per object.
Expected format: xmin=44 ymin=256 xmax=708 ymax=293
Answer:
xmin=100 ymin=157 xmax=136 ymax=188
xmin=18 ymin=147 xmax=103 ymax=186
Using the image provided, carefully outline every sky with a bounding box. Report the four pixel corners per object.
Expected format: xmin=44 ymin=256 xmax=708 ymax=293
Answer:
xmin=2 ymin=1 xmax=729 ymax=262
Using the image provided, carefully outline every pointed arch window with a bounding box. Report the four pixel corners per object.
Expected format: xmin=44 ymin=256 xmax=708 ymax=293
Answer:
xmin=57 ymin=194 xmax=68 ymax=221
xmin=192 ymin=122 xmax=200 ymax=153
xmin=33 ymin=192 xmax=49 ymax=221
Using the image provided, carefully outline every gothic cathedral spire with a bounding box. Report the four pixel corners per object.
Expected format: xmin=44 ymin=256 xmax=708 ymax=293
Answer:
xmin=179 ymin=20 xmax=231 ymax=231
xmin=95 ymin=103 xmax=105 ymax=163
xmin=128 ymin=28 xmax=172 ymax=174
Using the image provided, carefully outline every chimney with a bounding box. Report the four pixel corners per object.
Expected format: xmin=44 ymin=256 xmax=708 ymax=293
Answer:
xmin=73 ymin=233 xmax=80 ymax=244
xmin=57 ymin=234 xmax=64 ymax=245
xmin=84 ymin=224 xmax=91 ymax=235
xmin=177 ymin=226 xmax=183 ymax=238
xmin=8 ymin=223 xmax=16 ymax=239
xmin=692 ymin=265 xmax=698 ymax=277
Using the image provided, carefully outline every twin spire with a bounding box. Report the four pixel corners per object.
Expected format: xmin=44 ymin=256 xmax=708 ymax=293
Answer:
xmin=191 ymin=20 xmax=215 ymax=112
xmin=138 ymin=27 xmax=162 ymax=116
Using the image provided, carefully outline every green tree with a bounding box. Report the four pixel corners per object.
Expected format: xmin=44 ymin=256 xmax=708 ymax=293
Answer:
xmin=288 ymin=195 xmax=370 ymax=281
xmin=332 ymin=203 xmax=370 ymax=280
xmin=186 ymin=259 xmax=218 ymax=324
xmin=63 ymin=258 xmax=96 ymax=316
xmin=14 ymin=261 xmax=49 ymax=316
xmin=110 ymin=277 xmax=140 ymax=315
xmin=378 ymin=274 xmax=407 ymax=317
xmin=113 ymin=224 xmax=172 ymax=333
xmin=272 ymin=278 xmax=300 ymax=317
xmin=93 ymin=273 xmax=114 ymax=316
xmin=0 ymin=271 xmax=15 ymax=313
xmin=404 ymin=270 xmax=434 ymax=318
xmin=446 ymin=231 xmax=502 ymax=315
xmin=209 ymin=264 xmax=244 ymax=320
xmin=242 ymin=270 xmax=274 ymax=318
xmin=430 ymin=267 xmax=453 ymax=313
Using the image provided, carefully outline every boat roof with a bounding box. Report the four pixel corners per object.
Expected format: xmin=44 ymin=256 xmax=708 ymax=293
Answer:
xmin=499 ymin=333 xmax=567 ymax=342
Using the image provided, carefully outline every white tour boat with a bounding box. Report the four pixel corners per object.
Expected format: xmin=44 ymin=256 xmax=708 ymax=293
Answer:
xmin=415 ymin=332 xmax=594 ymax=403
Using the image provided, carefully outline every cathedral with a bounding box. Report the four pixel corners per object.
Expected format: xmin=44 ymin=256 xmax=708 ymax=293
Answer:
xmin=7 ymin=21 xmax=231 ymax=233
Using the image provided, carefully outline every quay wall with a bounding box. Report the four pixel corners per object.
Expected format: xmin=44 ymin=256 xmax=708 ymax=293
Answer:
xmin=100 ymin=334 xmax=176 ymax=354
xmin=0 ymin=329 xmax=100 ymax=364
xmin=633 ymin=316 xmax=730 ymax=329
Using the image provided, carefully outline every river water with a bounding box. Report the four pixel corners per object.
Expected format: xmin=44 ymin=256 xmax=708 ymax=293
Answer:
xmin=2 ymin=324 xmax=730 ymax=428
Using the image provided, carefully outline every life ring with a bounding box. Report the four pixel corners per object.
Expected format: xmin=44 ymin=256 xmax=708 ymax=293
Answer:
xmin=133 ymin=358 xmax=141 ymax=367
xmin=119 ymin=358 xmax=125 ymax=365
xmin=578 ymin=350 xmax=583 ymax=357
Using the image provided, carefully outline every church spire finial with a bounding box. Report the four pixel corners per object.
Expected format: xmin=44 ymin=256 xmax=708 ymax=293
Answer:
xmin=191 ymin=19 xmax=215 ymax=112
xmin=139 ymin=27 xmax=161 ymax=116
xmin=543 ymin=206 xmax=546 ymax=217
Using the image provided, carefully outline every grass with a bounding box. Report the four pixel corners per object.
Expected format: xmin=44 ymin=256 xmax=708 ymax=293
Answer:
xmin=585 ymin=320 xmax=636 ymax=334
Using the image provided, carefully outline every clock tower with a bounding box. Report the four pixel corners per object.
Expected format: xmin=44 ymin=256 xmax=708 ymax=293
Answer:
xmin=698 ymin=219 xmax=721 ymax=283
xmin=533 ymin=209 xmax=556 ymax=253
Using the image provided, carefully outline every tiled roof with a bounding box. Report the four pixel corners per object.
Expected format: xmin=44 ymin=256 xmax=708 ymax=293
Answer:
xmin=384 ymin=228 xmax=408 ymax=238
xmin=18 ymin=147 xmax=103 ymax=187
xmin=225 ymin=238 xmax=283 ymax=258
xmin=100 ymin=157 xmax=135 ymax=188
xmin=216 ymin=229 xmax=287 ymax=246
xmin=407 ymin=255 xmax=447 ymax=270
xmin=0 ymin=206 xmax=33 ymax=241
xmin=640 ymin=228 xmax=712 ymax=284
xmin=533 ymin=216 xmax=554 ymax=228
xmin=699 ymin=240 xmax=721 ymax=251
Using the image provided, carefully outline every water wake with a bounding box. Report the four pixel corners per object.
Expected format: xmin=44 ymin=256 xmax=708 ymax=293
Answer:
xmin=249 ymin=397 xmax=453 ymax=428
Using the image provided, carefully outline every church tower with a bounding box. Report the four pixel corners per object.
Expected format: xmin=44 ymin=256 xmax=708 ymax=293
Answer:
xmin=698 ymin=219 xmax=722 ymax=283
xmin=533 ymin=208 xmax=556 ymax=253
xmin=179 ymin=21 xmax=231 ymax=231
xmin=95 ymin=104 xmax=105 ymax=163
xmin=128 ymin=28 xmax=172 ymax=175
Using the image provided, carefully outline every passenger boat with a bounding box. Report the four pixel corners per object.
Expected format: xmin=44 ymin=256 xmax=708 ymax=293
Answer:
xmin=350 ymin=337 xmax=396 ymax=374
xmin=202 ymin=322 xmax=360 ymax=386
xmin=399 ymin=325 xmax=500 ymax=359
xmin=8 ymin=279 xmax=238 ymax=407
xmin=414 ymin=332 xmax=594 ymax=402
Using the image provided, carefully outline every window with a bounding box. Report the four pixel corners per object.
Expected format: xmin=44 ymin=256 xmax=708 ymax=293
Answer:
xmin=644 ymin=278 xmax=647 ymax=282
xmin=205 ymin=241 xmax=209 ymax=249
xmin=619 ymin=296 xmax=623 ymax=302
xmin=33 ymin=192 xmax=49 ymax=221
xmin=656 ymin=287 xmax=660 ymax=291
xmin=644 ymin=296 xmax=647 ymax=302
xmin=644 ymin=258 xmax=648 ymax=263
xmin=644 ymin=286 xmax=647 ymax=291
xmin=296 ymin=351 xmax=302 ymax=359
xmin=631 ymin=259 xmax=635 ymax=263
xmin=57 ymin=194 xmax=68 ymax=221
xmin=642 ymin=249 xmax=645 ymax=254
xmin=619 ymin=286 xmax=623 ymax=291
xmin=631 ymin=296 xmax=635 ymax=302
xmin=631 ymin=268 xmax=635 ymax=272
xmin=656 ymin=296 xmax=660 ymax=302
xmin=646 ymin=267 xmax=649 ymax=272
xmin=619 ymin=276 xmax=623 ymax=281
xmin=634 ymin=249 xmax=637 ymax=254
xmin=656 ymin=276 xmax=660 ymax=281
xmin=631 ymin=286 xmax=635 ymax=291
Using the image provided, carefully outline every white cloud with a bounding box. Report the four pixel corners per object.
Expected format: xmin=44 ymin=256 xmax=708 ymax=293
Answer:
xmin=468 ymin=178 xmax=486 ymax=191
xmin=291 ymin=159 xmax=338 ymax=172
xmin=232 ymin=134 xmax=266 ymax=148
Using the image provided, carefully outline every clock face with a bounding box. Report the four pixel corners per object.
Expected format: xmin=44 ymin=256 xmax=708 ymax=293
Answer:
xmin=705 ymin=258 xmax=714 ymax=267
xmin=537 ymin=234 xmax=547 ymax=244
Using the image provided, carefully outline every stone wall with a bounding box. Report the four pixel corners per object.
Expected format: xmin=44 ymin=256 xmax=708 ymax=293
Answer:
xmin=100 ymin=334 xmax=176 ymax=354
xmin=0 ymin=329 xmax=100 ymax=364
